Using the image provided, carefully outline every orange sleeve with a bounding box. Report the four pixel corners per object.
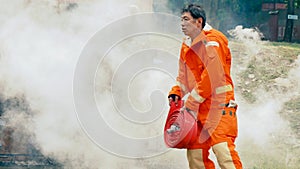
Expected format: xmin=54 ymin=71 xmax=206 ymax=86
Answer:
xmin=168 ymin=43 xmax=189 ymax=99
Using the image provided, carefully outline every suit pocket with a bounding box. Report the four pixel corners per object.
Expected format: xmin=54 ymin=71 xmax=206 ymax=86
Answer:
xmin=215 ymin=107 xmax=238 ymax=137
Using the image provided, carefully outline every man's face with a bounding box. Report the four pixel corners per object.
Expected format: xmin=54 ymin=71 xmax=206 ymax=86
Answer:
xmin=181 ymin=12 xmax=201 ymax=37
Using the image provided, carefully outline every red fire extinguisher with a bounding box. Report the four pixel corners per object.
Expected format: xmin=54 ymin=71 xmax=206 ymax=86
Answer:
xmin=164 ymin=100 xmax=198 ymax=148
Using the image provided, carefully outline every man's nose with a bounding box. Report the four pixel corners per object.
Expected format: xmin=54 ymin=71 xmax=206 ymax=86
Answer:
xmin=181 ymin=21 xmax=186 ymax=27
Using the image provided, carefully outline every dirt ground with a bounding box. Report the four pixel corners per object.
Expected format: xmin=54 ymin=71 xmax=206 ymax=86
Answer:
xmin=229 ymin=38 xmax=300 ymax=169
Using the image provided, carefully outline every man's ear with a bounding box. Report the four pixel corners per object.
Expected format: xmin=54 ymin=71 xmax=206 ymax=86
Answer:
xmin=196 ymin=18 xmax=203 ymax=28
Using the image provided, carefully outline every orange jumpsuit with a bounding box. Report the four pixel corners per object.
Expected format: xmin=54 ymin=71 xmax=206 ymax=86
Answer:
xmin=169 ymin=25 xmax=242 ymax=169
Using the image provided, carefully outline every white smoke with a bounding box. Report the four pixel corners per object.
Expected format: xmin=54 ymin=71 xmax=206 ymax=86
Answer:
xmin=1 ymin=1 xmax=300 ymax=169
xmin=0 ymin=0 xmax=186 ymax=168
xmin=229 ymin=26 xmax=300 ymax=168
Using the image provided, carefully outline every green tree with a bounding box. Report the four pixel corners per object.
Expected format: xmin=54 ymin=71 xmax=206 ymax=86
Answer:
xmin=167 ymin=0 xmax=300 ymax=41
xmin=167 ymin=0 xmax=265 ymax=33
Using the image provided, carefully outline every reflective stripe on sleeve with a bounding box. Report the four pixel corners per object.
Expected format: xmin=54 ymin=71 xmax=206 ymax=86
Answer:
xmin=191 ymin=89 xmax=205 ymax=103
xmin=216 ymin=85 xmax=233 ymax=95
xmin=205 ymin=41 xmax=220 ymax=47
xmin=176 ymin=81 xmax=188 ymax=94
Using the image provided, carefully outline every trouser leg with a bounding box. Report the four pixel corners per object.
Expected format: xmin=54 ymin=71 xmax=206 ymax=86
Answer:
xmin=187 ymin=149 xmax=215 ymax=169
xmin=212 ymin=141 xmax=242 ymax=169
xmin=208 ymin=107 xmax=243 ymax=169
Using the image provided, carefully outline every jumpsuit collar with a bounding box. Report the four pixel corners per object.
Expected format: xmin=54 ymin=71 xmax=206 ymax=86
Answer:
xmin=203 ymin=23 xmax=213 ymax=31
xmin=183 ymin=32 xmax=206 ymax=47
xmin=183 ymin=23 xmax=212 ymax=47
xmin=191 ymin=31 xmax=206 ymax=47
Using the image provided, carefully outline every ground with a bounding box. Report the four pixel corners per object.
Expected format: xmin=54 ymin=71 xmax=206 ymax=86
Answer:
xmin=230 ymin=39 xmax=300 ymax=169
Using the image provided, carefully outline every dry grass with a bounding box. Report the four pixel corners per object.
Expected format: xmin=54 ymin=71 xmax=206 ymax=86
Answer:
xmin=230 ymin=40 xmax=300 ymax=169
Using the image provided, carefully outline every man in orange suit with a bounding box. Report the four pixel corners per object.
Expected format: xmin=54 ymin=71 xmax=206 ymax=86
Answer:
xmin=168 ymin=4 xmax=243 ymax=169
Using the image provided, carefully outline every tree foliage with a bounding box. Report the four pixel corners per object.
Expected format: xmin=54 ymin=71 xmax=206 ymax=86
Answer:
xmin=167 ymin=0 xmax=299 ymax=36
xmin=167 ymin=0 xmax=265 ymax=32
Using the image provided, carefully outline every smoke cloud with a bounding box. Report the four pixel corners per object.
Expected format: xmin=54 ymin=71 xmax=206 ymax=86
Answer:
xmin=0 ymin=1 xmax=299 ymax=169
xmin=229 ymin=26 xmax=300 ymax=168
xmin=0 ymin=0 xmax=187 ymax=168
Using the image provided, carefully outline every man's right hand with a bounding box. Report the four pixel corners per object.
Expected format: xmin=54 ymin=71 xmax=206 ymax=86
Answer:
xmin=168 ymin=94 xmax=180 ymax=106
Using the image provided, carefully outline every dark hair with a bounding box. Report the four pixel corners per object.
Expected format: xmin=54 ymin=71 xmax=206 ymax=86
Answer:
xmin=182 ymin=4 xmax=206 ymax=28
